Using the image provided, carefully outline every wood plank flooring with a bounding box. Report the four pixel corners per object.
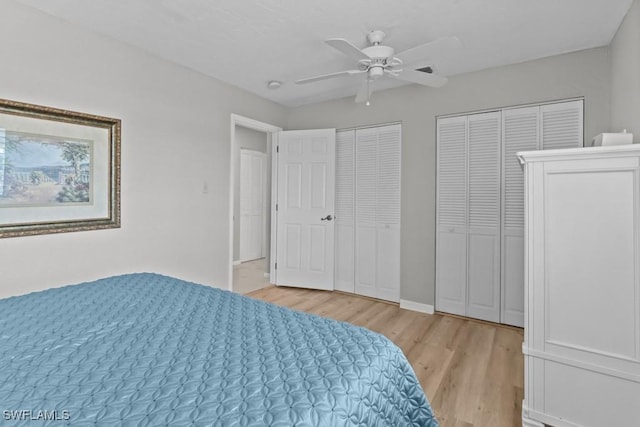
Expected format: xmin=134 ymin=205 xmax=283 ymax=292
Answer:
xmin=248 ymin=286 xmax=524 ymax=427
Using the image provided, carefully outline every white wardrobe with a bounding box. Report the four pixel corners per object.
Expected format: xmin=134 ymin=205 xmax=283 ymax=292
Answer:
xmin=519 ymin=145 xmax=640 ymax=427
xmin=334 ymin=123 xmax=401 ymax=303
xmin=436 ymin=99 xmax=583 ymax=326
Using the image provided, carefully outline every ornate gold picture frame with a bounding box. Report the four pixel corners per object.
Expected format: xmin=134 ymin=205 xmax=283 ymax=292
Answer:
xmin=0 ymin=98 xmax=120 ymax=238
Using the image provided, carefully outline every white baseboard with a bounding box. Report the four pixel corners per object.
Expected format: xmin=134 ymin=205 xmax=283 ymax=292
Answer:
xmin=400 ymin=299 xmax=435 ymax=314
xmin=233 ymin=260 xmax=241 ymax=266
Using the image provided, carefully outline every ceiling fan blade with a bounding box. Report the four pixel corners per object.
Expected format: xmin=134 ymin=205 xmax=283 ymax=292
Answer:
xmin=391 ymin=68 xmax=448 ymax=87
xmin=326 ymin=38 xmax=370 ymax=61
xmin=395 ymin=36 xmax=462 ymax=66
xmin=355 ymin=78 xmax=372 ymax=103
xmin=295 ymin=69 xmax=364 ymax=84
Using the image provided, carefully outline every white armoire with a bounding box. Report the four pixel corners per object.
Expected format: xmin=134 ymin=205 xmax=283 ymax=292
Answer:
xmin=334 ymin=124 xmax=401 ymax=302
xmin=436 ymin=99 xmax=583 ymax=326
xmin=519 ymin=145 xmax=640 ymax=427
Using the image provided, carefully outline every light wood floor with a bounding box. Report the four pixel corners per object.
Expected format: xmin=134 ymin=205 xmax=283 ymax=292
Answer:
xmin=248 ymin=286 xmax=524 ymax=427
xmin=233 ymin=259 xmax=270 ymax=294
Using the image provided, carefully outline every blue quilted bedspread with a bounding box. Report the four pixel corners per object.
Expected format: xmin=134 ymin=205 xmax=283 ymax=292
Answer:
xmin=0 ymin=273 xmax=438 ymax=426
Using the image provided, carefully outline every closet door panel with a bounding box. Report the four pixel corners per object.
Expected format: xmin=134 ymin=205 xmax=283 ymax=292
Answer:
xmin=355 ymin=225 xmax=377 ymax=298
xmin=376 ymin=225 xmax=401 ymax=302
xmin=436 ymin=116 xmax=468 ymax=315
xmin=436 ymin=231 xmax=467 ymax=315
xmin=502 ymin=234 xmax=525 ymax=326
xmin=354 ymin=128 xmax=379 ymax=299
xmin=501 ymin=106 xmax=539 ymax=327
xmin=467 ymin=112 xmax=501 ymax=322
xmin=335 ymin=130 xmax=355 ymax=293
xmin=541 ymin=100 xmax=584 ymax=150
xmin=375 ymin=125 xmax=401 ymax=302
xmin=353 ymin=125 xmax=401 ymax=302
xmin=467 ymin=233 xmax=500 ymax=322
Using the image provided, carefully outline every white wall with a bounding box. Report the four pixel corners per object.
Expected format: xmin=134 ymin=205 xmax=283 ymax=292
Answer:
xmin=0 ymin=1 xmax=621 ymax=307
xmin=0 ymin=1 xmax=287 ymax=298
xmin=610 ymin=0 xmax=640 ymax=136
xmin=287 ymin=47 xmax=611 ymax=306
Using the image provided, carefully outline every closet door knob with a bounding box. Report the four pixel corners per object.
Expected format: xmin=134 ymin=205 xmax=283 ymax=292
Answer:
xmin=321 ymin=215 xmax=333 ymax=221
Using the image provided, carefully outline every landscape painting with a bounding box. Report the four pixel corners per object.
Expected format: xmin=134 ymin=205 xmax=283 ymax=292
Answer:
xmin=0 ymin=132 xmax=92 ymax=207
xmin=0 ymin=97 xmax=120 ymax=238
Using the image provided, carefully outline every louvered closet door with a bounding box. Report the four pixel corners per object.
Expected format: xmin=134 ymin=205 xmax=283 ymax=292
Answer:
xmin=501 ymin=106 xmax=539 ymax=327
xmin=436 ymin=116 xmax=467 ymax=316
xmin=334 ymin=130 xmax=355 ymax=293
xmin=354 ymin=124 xmax=401 ymax=302
xmin=541 ymin=100 xmax=584 ymax=150
xmin=374 ymin=125 xmax=401 ymax=302
xmin=466 ymin=112 xmax=501 ymax=322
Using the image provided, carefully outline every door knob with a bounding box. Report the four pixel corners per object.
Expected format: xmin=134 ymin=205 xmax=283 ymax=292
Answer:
xmin=321 ymin=214 xmax=333 ymax=221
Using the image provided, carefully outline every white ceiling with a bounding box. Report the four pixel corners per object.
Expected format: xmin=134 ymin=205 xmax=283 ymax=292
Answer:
xmin=17 ymin=0 xmax=632 ymax=107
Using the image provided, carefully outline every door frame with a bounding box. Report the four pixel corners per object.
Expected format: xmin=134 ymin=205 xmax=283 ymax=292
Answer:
xmin=228 ymin=114 xmax=281 ymax=291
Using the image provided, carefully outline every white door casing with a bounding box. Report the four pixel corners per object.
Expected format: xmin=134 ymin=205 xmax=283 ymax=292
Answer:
xmin=275 ymin=129 xmax=336 ymax=290
xmin=239 ymin=149 xmax=267 ymax=262
xmin=229 ymin=114 xmax=282 ymax=292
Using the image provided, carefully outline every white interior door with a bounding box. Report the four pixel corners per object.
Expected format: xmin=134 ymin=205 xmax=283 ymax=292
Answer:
xmin=275 ymin=129 xmax=336 ymax=290
xmin=240 ymin=149 xmax=266 ymax=262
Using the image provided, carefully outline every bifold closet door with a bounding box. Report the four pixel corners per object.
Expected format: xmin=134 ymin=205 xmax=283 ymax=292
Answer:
xmin=334 ymin=130 xmax=355 ymax=293
xmin=501 ymin=100 xmax=583 ymax=327
xmin=355 ymin=124 xmax=401 ymax=302
xmin=436 ymin=112 xmax=501 ymax=323
xmin=466 ymin=112 xmax=501 ymax=322
xmin=540 ymin=100 xmax=584 ymax=150
xmin=436 ymin=116 xmax=468 ymax=316
xmin=501 ymin=106 xmax=539 ymax=327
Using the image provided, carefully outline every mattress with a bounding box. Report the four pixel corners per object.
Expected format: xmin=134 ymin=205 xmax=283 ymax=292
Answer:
xmin=0 ymin=273 xmax=438 ymax=426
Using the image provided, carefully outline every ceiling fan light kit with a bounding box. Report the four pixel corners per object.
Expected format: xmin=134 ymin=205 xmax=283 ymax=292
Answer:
xmin=295 ymin=30 xmax=459 ymax=105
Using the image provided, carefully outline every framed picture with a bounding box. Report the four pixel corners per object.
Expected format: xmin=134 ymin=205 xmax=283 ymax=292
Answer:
xmin=0 ymin=98 xmax=120 ymax=238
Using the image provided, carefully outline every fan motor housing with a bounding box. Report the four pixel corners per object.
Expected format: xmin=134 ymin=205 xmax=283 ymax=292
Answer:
xmin=362 ymin=45 xmax=394 ymax=59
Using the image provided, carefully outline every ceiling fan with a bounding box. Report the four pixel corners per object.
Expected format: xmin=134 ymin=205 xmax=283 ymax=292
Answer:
xmin=296 ymin=31 xmax=460 ymax=104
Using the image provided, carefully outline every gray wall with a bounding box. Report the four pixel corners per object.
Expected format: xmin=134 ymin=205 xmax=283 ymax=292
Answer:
xmin=287 ymin=47 xmax=611 ymax=306
xmin=610 ymin=0 xmax=640 ymax=137
xmin=233 ymin=126 xmax=270 ymax=263
xmin=0 ymin=1 xmax=287 ymax=298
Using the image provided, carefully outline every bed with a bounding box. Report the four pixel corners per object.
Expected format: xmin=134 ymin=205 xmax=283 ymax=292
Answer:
xmin=0 ymin=273 xmax=438 ymax=426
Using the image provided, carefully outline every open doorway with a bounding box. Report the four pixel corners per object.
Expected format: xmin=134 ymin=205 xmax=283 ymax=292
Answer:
xmin=229 ymin=115 xmax=281 ymax=294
